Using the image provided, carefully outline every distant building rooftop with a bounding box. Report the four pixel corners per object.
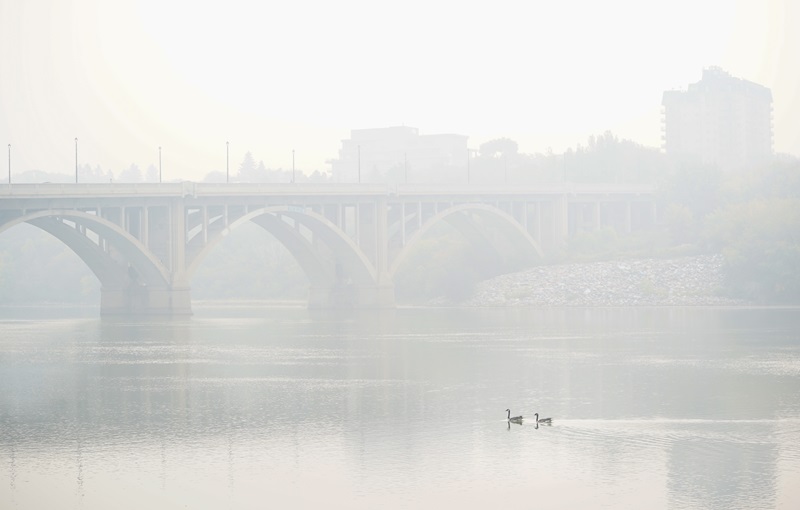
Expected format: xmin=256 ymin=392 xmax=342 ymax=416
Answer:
xmin=661 ymin=68 xmax=773 ymax=171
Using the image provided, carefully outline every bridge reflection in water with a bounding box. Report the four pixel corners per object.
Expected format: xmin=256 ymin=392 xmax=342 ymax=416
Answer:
xmin=0 ymin=182 xmax=656 ymax=314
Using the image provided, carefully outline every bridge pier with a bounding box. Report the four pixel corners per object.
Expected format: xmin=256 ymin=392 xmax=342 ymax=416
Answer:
xmin=100 ymin=284 xmax=192 ymax=315
xmin=307 ymin=283 xmax=395 ymax=309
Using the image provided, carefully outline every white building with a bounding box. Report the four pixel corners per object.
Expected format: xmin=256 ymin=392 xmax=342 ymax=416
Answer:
xmin=661 ymin=67 xmax=773 ymax=171
xmin=331 ymin=126 xmax=469 ymax=183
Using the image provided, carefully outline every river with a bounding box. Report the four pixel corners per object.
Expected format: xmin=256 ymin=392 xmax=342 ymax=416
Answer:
xmin=1 ymin=305 xmax=799 ymax=509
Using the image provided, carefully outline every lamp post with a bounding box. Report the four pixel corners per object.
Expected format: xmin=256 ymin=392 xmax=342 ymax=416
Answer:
xmin=226 ymin=141 xmax=229 ymax=183
xmin=74 ymin=137 xmax=78 ymax=183
xmin=158 ymin=146 xmax=162 ymax=183
xmin=466 ymin=148 xmax=470 ymax=184
xmin=292 ymin=149 xmax=295 ymax=183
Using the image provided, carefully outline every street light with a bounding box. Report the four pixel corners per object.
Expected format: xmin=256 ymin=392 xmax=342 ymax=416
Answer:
xmin=226 ymin=141 xmax=229 ymax=183
xmin=466 ymin=148 xmax=470 ymax=184
xmin=75 ymin=137 xmax=78 ymax=183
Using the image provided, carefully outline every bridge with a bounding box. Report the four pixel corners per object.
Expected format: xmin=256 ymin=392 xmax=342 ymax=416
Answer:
xmin=0 ymin=182 xmax=657 ymax=314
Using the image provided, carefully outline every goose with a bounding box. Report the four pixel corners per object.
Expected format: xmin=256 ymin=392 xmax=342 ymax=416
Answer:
xmin=534 ymin=413 xmax=552 ymax=425
xmin=506 ymin=409 xmax=524 ymax=423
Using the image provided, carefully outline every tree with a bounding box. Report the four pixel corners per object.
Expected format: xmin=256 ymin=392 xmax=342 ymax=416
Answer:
xmin=255 ymin=161 xmax=269 ymax=182
xmin=237 ymin=152 xmax=258 ymax=182
xmin=118 ymin=164 xmax=143 ymax=183
xmin=78 ymin=164 xmax=110 ymax=183
xmin=308 ymin=169 xmax=331 ymax=183
xmin=706 ymin=199 xmax=800 ymax=303
xmin=145 ymin=164 xmax=159 ymax=182
xmin=658 ymin=162 xmax=722 ymax=220
xmin=567 ymin=131 xmax=664 ymax=183
xmin=479 ymin=138 xmax=518 ymax=158
xmin=702 ymin=157 xmax=800 ymax=304
xmin=663 ymin=203 xmax=696 ymax=245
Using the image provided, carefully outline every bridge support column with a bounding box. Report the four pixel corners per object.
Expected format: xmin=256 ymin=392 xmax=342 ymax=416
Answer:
xmin=556 ymin=194 xmax=569 ymax=247
xmin=307 ymin=283 xmax=395 ymax=309
xmin=100 ymin=284 xmax=192 ymax=315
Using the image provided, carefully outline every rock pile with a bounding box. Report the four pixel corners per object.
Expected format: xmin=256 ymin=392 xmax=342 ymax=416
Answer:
xmin=448 ymin=254 xmax=747 ymax=307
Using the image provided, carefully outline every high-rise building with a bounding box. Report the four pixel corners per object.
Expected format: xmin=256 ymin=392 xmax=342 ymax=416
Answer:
xmin=331 ymin=126 xmax=468 ymax=183
xmin=661 ymin=67 xmax=773 ymax=171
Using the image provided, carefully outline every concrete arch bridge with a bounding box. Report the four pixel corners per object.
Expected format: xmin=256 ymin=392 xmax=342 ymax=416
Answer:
xmin=0 ymin=182 xmax=656 ymax=314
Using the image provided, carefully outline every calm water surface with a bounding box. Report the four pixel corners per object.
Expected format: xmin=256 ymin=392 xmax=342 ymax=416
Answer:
xmin=1 ymin=306 xmax=799 ymax=509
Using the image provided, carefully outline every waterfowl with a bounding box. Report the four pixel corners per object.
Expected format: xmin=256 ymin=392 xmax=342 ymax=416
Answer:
xmin=534 ymin=413 xmax=552 ymax=425
xmin=506 ymin=409 xmax=524 ymax=423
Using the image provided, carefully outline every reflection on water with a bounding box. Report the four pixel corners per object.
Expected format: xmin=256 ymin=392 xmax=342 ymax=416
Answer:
xmin=1 ymin=307 xmax=799 ymax=509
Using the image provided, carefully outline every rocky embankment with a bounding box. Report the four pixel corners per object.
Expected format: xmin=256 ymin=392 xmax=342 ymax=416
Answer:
xmin=445 ymin=254 xmax=748 ymax=307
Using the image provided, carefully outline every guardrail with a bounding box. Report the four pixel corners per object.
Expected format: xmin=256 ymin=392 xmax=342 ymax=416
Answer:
xmin=0 ymin=181 xmax=656 ymax=199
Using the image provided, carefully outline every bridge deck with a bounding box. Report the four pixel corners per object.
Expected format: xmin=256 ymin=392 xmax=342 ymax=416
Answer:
xmin=1 ymin=182 xmax=655 ymax=199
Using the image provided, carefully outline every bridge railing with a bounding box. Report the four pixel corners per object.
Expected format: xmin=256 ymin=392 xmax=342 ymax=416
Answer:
xmin=391 ymin=182 xmax=656 ymax=196
xmin=0 ymin=182 xmax=189 ymax=197
xmin=0 ymin=182 xmax=393 ymax=198
xmin=1 ymin=181 xmax=656 ymax=199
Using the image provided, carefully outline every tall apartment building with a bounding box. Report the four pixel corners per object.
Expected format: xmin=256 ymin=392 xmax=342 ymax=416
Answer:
xmin=661 ymin=67 xmax=773 ymax=171
xmin=331 ymin=126 xmax=468 ymax=183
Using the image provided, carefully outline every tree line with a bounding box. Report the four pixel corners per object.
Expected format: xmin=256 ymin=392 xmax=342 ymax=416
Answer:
xmin=10 ymin=132 xmax=664 ymax=185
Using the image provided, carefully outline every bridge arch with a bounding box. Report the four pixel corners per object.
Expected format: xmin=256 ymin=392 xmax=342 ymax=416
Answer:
xmin=0 ymin=210 xmax=170 ymax=288
xmin=186 ymin=206 xmax=379 ymax=293
xmin=389 ymin=203 xmax=543 ymax=278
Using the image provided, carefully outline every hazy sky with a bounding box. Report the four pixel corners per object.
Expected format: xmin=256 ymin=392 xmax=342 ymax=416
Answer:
xmin=1 ymin=0 xmax=798 ymax=180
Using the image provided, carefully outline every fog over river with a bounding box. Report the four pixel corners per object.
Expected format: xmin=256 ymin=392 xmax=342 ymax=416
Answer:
xmin=1 ymin=306 xmax=798 ymax=509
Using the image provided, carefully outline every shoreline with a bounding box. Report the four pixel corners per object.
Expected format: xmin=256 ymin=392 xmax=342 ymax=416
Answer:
xmin=430 ymin=254 xmax=755 ymax=308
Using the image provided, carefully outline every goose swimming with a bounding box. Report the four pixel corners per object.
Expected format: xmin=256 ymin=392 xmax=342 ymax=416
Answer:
xmin=506 ymin=409 xmax=524 ymax=423
xmin=534 ymin=413 xmax=552 ymax=425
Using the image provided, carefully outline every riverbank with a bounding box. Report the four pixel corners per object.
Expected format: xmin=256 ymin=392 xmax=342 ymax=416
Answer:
xmin=435 ymin=254 xmax=750 ymax=307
